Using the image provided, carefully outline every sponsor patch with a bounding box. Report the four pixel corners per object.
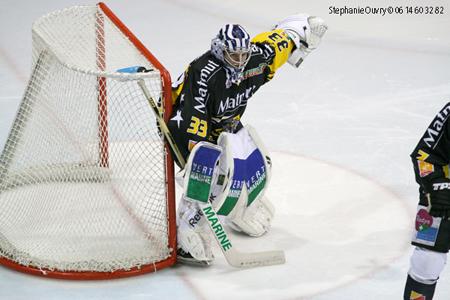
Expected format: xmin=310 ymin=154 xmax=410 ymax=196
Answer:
xmin=216 ymin=149 xmax=266 ymax=215
xmin=418 ymin=160 xmax=434 ymax=177
xmin=421 ymin=103 xmax=450 ymax=148
xmin=216 ymin=159 xmax=245 ymax=216
xmin=188 ymin=140 xmax=198 ymax=151
xmin=244 ymin=149 xmax=267 ymax=206
xmin=433 ymin=182 xmax=450 ymax=190
xmin=413 ymin=208 xmax=441 ymax=246
xmin=217 ymin=85 xmax=256 ymax=116
xmin=194 ymin=60 xmax=220 ymax=114
xmin=186 ymin=145 xmax=221 ymax=203
xmin=242 ymin=63 xmax=267 ymax=80
xmin=410 ymin=290 xmax=426 ymax=300
xmin=415 ymin=209 xmax=433 ymax=231
xmin=416 ymin=150 xmax=434 ymax=177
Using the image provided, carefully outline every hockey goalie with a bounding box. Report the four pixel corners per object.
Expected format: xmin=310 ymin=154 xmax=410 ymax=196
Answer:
xmin=166 ymin=15 xmax=328 ymax=265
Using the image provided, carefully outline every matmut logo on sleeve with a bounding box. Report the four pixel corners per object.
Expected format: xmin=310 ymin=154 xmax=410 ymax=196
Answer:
xmin=423 ymin=103 xmax=450 ymax=148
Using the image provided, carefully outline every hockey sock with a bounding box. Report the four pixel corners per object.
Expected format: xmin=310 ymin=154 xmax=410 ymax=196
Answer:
xmin=404 ymin=274 xmax=436 ymax=300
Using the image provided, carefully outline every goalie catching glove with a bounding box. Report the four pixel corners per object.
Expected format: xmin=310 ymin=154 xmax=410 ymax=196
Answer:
xmin=274 ymin=14 xmax=328 ymax=67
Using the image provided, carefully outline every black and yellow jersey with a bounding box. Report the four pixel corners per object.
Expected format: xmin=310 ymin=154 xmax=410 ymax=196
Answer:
xmin=168 ymin=29 xmax=294 ymax=163
xmin=411 ymin=102 xmax=450 ymax=204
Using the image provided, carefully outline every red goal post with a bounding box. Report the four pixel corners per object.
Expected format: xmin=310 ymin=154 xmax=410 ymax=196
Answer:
xmin=0 ymin=2 xmax=176 ymax=279
xmin=95 ymin=4 xmax=177 ymax=271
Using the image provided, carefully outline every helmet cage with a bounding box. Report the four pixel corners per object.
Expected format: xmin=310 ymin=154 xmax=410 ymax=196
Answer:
xmin=211 ymin=24 xmax=251 ymax=71
xmin=223 ymin=45 xmax=251 ymax=70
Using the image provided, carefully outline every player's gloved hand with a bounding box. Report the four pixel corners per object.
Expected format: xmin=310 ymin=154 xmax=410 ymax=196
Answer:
xmin=426 ymin=179 xmax=450 ymax=218
xmin=274 ymin=14 xmax=327 ymax=67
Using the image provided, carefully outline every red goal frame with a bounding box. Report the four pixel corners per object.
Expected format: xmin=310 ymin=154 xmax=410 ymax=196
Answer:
xmin=0 ymin=2 xmax=177 ymax=280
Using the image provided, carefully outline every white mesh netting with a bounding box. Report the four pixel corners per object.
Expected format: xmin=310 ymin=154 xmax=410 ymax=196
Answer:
xmin=0 ymin=4 xmax=173 ymax=274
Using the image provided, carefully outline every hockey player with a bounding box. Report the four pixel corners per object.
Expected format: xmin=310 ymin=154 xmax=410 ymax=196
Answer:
xmin=169 ymin=15 xmax=327 ymax=265
xmin=404 ymin=102 xmax=450 ymax=299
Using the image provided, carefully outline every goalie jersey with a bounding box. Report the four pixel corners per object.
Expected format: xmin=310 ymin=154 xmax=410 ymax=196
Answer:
xmin=168 ymin=29 xmax=294 ymax=163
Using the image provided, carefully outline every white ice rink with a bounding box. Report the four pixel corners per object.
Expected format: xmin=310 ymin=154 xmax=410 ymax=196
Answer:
xmin=1 ymin=0 xmax=450 ymax=299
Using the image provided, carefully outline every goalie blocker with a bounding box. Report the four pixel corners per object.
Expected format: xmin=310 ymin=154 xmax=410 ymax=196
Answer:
xmin=177 ymin=126 xmax=277 ymax=265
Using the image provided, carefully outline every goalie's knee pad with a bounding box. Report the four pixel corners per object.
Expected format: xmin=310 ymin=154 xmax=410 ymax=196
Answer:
xmin=409 ymin=247 xmax=447 ymax=284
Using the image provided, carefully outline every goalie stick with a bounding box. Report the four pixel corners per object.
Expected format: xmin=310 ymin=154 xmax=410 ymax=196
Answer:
xmin=137 ymin=79 xmax=285 ymax=268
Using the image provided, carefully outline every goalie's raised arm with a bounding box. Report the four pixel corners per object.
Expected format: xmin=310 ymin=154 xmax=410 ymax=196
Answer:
xmin=274 ymin=14 xmax=328 ymax=68
xmin=250 ymin=29 xmax=294 ymax=81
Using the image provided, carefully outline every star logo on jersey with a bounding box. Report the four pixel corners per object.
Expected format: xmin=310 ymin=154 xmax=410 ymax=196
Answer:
xmin=170 ymin=110 xmax=183 ymax=128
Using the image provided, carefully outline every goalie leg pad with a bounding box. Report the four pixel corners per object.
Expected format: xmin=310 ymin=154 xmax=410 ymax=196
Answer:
xmin=177 ymin=198 xmax=214 ymax=265
xmin=177 ymin=142 xmax=223 ymax=265
xmin=216 ymin=126 xmax=275 ymax=237
xmin=183 ymin=142 xmax=223 ymax=203
xmin=229 ymin=195 xmax=275 ymax=237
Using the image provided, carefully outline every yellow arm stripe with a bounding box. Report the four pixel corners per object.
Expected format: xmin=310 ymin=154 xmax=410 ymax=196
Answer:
xmin=171 ymin=81 xmax=184 ymax=105
xmin=171 ymin=66 xmax=190 ymax=104
xmin=251 ymin=29 xmax=294 ymax=78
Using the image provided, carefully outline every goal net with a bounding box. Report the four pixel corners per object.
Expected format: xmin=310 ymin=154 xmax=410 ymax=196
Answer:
xmin=0 ymin=2 xmax=176 ymax=279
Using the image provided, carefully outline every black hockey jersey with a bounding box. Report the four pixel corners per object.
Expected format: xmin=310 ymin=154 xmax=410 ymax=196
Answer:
xmin=168 ymin=29 xmax=294 ymax=163
xmin=411 ymin=102 xmax=450 ymax=202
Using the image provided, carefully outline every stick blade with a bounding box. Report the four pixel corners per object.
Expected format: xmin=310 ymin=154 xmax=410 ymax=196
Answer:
xmin=225 ymin=249 xmax=286 ymax=268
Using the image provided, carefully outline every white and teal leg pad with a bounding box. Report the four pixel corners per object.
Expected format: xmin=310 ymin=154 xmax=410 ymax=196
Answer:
xmin=216 ymin=126 xmax=275 ymax=237
xmin=177 ymin=142 xmax=223 ymax=265
xmin=179 ymin=136 xmax=284 ymax=268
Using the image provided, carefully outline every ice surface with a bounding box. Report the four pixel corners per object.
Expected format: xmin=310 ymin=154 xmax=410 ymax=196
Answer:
xmin=0 ymin=0 xmax=449 ymax=299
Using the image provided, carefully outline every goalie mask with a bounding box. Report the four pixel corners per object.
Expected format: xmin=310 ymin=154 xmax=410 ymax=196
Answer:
xmin=211 ymin=24 xmax=251 ymax=85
